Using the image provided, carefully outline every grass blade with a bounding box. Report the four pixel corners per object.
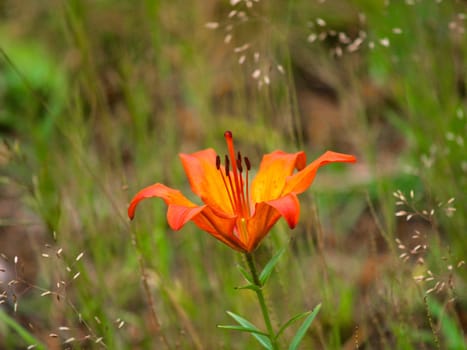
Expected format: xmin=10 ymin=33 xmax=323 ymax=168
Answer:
xmin=428 ymin=298 xmax=467 ymax=350
xmin=0 ymin=310 xmax=47 ymax=350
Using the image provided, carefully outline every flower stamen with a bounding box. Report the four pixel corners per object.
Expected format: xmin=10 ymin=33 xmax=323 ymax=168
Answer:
xmin=225 ymin=132 xmax=245 ymax=215
xmin=216 ymin=155 xmax=236 ymax=213
xmin=216 ymin=131 xmax=252 ymax=219
xmin=236 ymin=151 xmax=250 ymax=217
xmin=244 ymin=156 xmax=251 ymax=216
xmin=225 ymin=154 xmax=242 ymax=215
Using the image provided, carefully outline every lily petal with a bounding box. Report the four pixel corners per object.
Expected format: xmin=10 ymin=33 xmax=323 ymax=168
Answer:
xmin=246 ymin=202 xmax=281 ymax=252
xmin=251 ymin=151 xmax=307 ymax=202
xmin=128 ymin=183 xmax=246 ymax=251
xmin=167 ymin=204 xmax=206 ymax=230
xmin=284 ymin=151 xmax=356 ymax=195
xmin=128 ymin=183 xmax=205 ymax=230
xmin=179 ymin=149 xmax=234 ymax=214
xmin=266 ymin=192 xmax=300 ymax=229
xmin=191 ymin=208 xmax=247 ymax=252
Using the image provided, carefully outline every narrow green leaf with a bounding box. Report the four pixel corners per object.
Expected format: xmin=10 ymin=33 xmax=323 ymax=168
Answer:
xmin=0 ymin=310 xmax=47 ymax=350
xmin=275 ymin=311 xmax=311 ymax=340
xmin=259 ymin=246 xmax=286 ymax=286
xmin=235 ymin=284 xmax=261 ymax=292
xmin=288 ymin=303 xmax=322 ymax=350
xmin=237 ymin=264 xmax=254 ymax=284
xmin=217 ymin=324 xmax=270 ymax=337
xmin=226 ymin=311 xmax=273 ymax=349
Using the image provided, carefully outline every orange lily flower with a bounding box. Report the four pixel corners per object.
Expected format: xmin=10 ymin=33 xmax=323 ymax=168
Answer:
xmin=128 ymin=131 xmax=356 ymax=252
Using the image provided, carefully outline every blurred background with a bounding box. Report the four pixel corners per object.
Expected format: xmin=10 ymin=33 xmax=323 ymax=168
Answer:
xmin=0 ymin=0 xmax=465 ymax=349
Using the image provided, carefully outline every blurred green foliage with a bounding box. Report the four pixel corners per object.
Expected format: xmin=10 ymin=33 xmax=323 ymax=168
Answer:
xmin=0 ymin=0 xmax=465 ymax=349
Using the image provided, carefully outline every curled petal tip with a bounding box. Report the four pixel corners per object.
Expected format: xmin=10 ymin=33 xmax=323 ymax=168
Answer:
xmin=128 ymin=204 xmax=137 ymax=220
xmin=126 ymin=184 xmax=166 ymax=220
xmin=324 ymin=151 xmax=357 ymax=163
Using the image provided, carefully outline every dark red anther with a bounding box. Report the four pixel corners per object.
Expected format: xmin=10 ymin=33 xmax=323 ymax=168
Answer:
xmin=237 ymin=152 xmax=243 ymax=172
xmin=236 ymin=158 xmax=243 ymax=173
xmin=224 ymin=155 xmax=230 ymax=175
xmin=224 ymin=130 xmax=233 ymax=139
xmin=244 ymin=157 xmax=251 ymax=171
xmin=216 ymin=155 xmax=221 ymax=170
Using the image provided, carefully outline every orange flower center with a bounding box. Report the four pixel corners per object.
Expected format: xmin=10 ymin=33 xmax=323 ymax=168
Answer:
xmin=216 ymin=131 xmax=252 ymax=219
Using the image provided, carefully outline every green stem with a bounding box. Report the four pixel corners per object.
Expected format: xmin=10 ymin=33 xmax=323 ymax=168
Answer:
xmin=245 ymin=252 xmax=279 ymax=350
